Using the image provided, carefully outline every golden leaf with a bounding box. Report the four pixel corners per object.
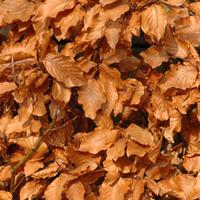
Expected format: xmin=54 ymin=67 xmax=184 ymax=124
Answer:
xmin=20 ymin=181 xmax=46 ymax=200
xmin=76 ymin=128 xmax=120 ymax=154
xmin=183 ymin=155 xmax=200 ymax=173
xmin=141 ymin=4 xmax=167 ymax=41
xmin=78 ymin=79 xmax=106 ymax=119
xmin=43 ymin=53 xmax=85 ymax=88
xmin=0 ymin=166 xmax=12 ymax=182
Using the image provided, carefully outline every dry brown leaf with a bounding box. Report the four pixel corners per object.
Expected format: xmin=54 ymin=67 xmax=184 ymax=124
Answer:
xmin=44 ymin=173 xmax=77 ymax=200
xmin=0 ymin=0 xmax=35 ymax=25
xmin=99 ymin=0 xmax=119 ymax=6
xmin=106 ymin=138 xmax=127 ymax=161
xmin=141 ymin=4 xmax=167 ymax=41
xmin=99 ymin=178 xmax=131 ymax=200
xmin=140 ymin=45 xmax=169 ymax=68
xmin=66 ymin=181 xmax=85 ymax=200
xmin=105 ymin=21 xmax=121 ymax=49
xmin=125 ymin=124 xmax=153 ymax=146
xmin=176 ymin=16 xmax=200 ymax=46
xmin=0 ymin=82 xmax=16 ymax=95
xmin=31 ymin=162 xmax=59 ymax=179
xmin=0 ymin=166 xmax=12 ymax=182
xmin=183 ymin=155 xmax=200 ymax=173
xmin=159 ymin=62 xmax=198 ymax=92
xmin=189 ymin=2 xmax=200 ymax=17
xmin=78 ymin=79 xmax=106 ymax=119
xmin=52 ymin=81 xmax=71 ymax=104
xmin=55 ymin=4 xmax=85 ymax=40
xmin=159 ymin=174 xmax=200 ymax=200
xmin=24 ymin=161 xmax=44 ymax=177
xmin=20 ymin=181 xmax=45 ymax=200
xmin=43 ymin=53 xmax=85 ymax=88
xmin=75 ymin=128 xmax=120 ymax=154
xmin=126 ymin=140 xmax=150 ymax=157
xmin=0 ymin=190 xmax=12 ymax=200
xmin=160 ymin=0 xmax=185 ymax=6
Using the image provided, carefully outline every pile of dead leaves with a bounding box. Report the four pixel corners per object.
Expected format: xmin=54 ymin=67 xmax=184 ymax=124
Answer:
xmin=0 ymin=0 xmax=200 ymax=199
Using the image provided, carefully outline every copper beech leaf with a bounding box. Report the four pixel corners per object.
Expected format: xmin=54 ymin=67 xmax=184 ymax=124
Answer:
xmin=141 ymin=4 xmax=167 ymax=41
xmin=43 ymin=53 xmax=85 ymax=88
xmin=75 ymin=128 xmax=120 ymax=154
xmin=78 ymin=79 xmax=106 ymax=119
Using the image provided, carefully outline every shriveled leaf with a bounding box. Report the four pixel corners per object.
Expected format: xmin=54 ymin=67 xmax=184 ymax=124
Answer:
xmin=0 ymin=166 xmax=12 ymax=182
xmin=183 ymin=155 xmax=200 ymax=173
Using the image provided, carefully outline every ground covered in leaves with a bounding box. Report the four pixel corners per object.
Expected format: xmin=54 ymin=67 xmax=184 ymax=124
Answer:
xmin=0 ymin=0 xmax=200 ymax=199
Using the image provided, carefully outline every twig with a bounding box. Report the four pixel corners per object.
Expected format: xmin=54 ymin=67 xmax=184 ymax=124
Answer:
xmin=10 ymin=107 xmax=60 ymax=193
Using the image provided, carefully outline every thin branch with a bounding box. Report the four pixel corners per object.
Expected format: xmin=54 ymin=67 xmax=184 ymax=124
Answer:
xmin=10 ymin=107 xmax=60 ymax=193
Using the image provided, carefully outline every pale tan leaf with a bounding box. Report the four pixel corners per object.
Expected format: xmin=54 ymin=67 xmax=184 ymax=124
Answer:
xmin=31 ymin=162 xmax=59 ymax=179
xmin=159 ymin=174 xmax=200 ymax=200
xmin=52 ymin=81 xmax=71 ymax=104
xmin=141 ymin=4 xmax=167 ymax=41
xmin=66 ymin=181 xmax=85 ymax=200
xmin=169 ymin=109 xmax=182 ymax=133
xmin=99 ymin=178 xmax=131 ymax=200
xmin=76 ymin=128 xmax=120 ymax=154
xmin=0 ymin=82 xmax=16 ymax=95
xmin=140 ymin=45 xmax=169 ymax=68
xmin=43 ymin=53 xmax=85 ymax=88
xmin=0 ymin=190 xmax=12 ymax=200
xmin=125 ymin=124 xmax=153 ymax=146
xmin=78 ymin=79 xmax=106 ymax=119
xmin=159 ymin=62 xmax=198 ymax=92
xmin=44 ymin=173 xmax=77 ymax=200
xmin=20 ymin=181 xmax=45 ymax=200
